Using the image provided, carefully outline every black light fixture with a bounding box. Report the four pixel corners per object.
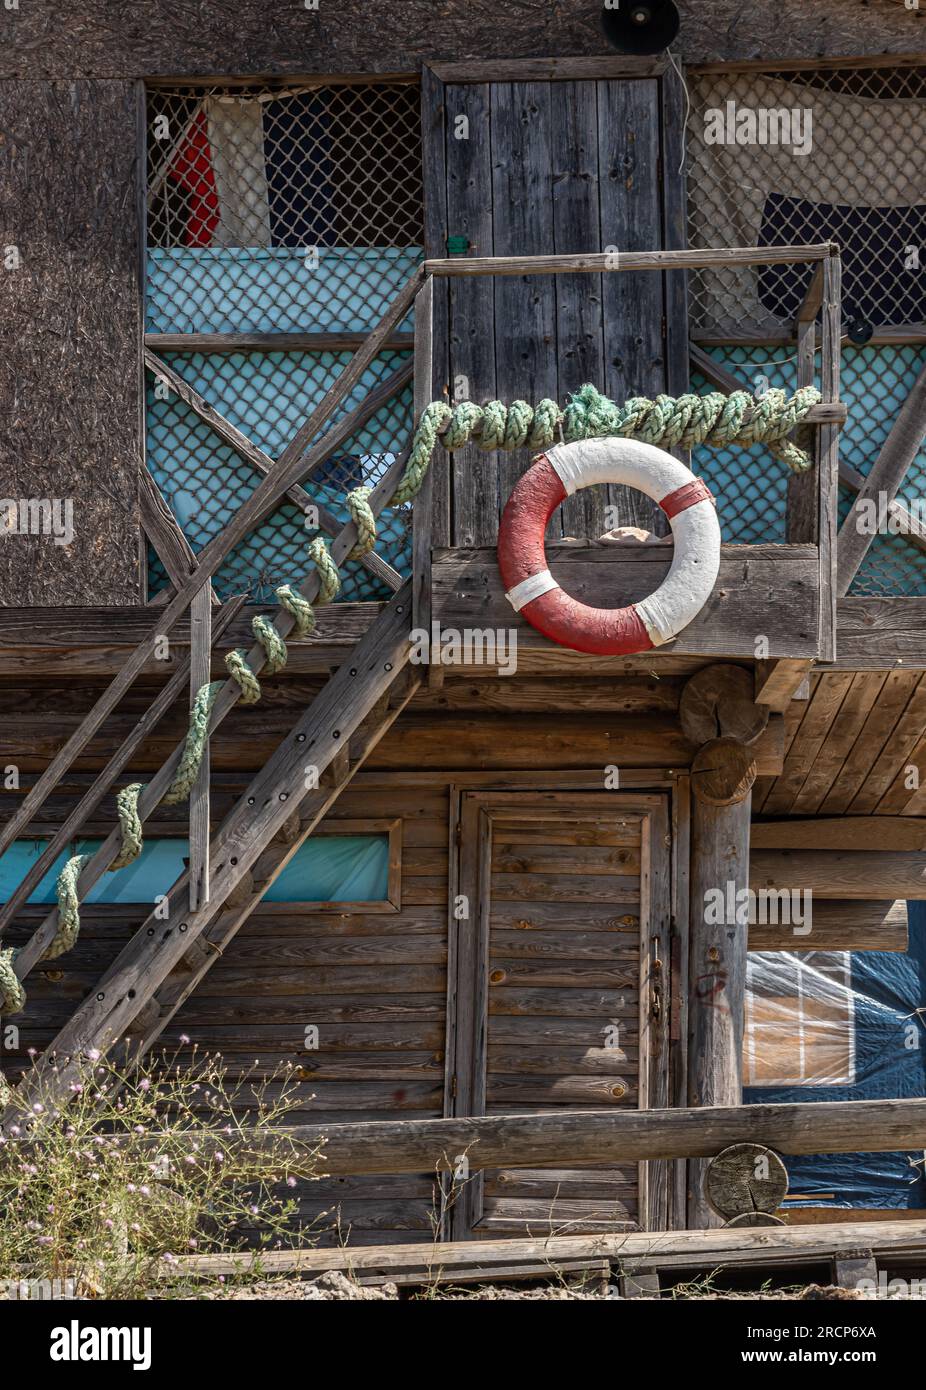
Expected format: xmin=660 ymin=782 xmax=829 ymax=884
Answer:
xmin=846 ymin=317 xmax=874 ymax=346
xmin=601 ymin=0 xmax=680 ymax=56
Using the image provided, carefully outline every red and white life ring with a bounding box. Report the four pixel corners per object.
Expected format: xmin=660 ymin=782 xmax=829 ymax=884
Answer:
xmin=498 ymin=439 xmax=721 ymax=655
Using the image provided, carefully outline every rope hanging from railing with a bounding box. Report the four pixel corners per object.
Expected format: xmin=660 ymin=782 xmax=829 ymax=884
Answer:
xmin=0 ymin=381 xmax=821 ymax=1014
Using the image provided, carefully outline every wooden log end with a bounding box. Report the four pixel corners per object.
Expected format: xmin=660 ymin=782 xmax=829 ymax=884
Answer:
xmin=691 ymin=737 xmax=757 ymax=806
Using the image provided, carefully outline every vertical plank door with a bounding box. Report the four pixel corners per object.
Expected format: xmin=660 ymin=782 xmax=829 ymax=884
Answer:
xmin=422 ymin=66 xmax=682 ymax=544
xmin=448 ymin=791 xmax=671 ymax=1238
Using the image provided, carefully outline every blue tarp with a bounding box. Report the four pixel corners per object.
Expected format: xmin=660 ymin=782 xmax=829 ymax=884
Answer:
xmin=745 ymin=903 xmax=926 ymax=1210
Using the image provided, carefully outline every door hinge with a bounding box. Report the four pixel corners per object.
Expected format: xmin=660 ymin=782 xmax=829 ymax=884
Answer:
xmin=450 ymin=1073 xmax=458 ymax=1098
xmin=455 ymin=820 xmax=462 ymax=845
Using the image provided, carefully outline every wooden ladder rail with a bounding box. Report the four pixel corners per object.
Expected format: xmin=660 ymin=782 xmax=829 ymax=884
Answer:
xmin=0 ymin=265 xmax=424 ymax=866
xmin=2 ymin=583 xmax=418 ymax=1130
xmin=0 ymin=277 xmax=435 ymax=995
xmin=0 ymin=593 xmax=246 ymax=933
xmin=122 ymin=668 xmax=422 ymax=1064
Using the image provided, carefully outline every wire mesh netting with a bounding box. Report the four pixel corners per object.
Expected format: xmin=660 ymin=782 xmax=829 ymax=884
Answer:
xmin=144 ymin=81 xmax=423 ymax=602
xmin=686 ymin=63 xmax=926 ymax=596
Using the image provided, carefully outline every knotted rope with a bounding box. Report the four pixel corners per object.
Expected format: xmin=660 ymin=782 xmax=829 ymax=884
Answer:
xmin=0 ymin=382 xmax=820 ymax=1015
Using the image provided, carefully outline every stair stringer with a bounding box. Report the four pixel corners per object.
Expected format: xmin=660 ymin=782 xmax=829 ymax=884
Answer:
xmin=2 ymin=585 xmax=417 ymax=1133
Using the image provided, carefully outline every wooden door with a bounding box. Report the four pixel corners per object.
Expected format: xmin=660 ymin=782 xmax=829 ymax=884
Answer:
xmin=421 ymin=63 xmax=689 ymax=545
xmin=447 ymin=791 xmax=671 ymax=1239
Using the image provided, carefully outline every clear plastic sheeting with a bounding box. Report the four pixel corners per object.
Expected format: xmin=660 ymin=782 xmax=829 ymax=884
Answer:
xmin=746 ymin=951 xmax=861 ymax=1088
xmin=745 ymin=910 xmax=926 ymax=1211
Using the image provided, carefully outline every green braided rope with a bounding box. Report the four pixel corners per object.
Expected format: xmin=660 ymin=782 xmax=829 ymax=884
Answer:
xmin=163 ymin=682 xmax=224 ymax=806
xmin=0 ymin=948 xmax=25 ymax=1014
xmin=0 ymin=382 xmax=818 ymax=1018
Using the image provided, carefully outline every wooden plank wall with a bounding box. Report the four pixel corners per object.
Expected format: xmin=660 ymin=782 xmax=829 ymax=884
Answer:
xmin=0 ymin=781 xmax=450 ymax=1248
xmin=0 ymin=79 xmax=143 ymax=604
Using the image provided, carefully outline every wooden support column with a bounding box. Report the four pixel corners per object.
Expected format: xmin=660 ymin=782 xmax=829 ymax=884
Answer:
xmin=687 ymin=735 xmax=756 ymax=1228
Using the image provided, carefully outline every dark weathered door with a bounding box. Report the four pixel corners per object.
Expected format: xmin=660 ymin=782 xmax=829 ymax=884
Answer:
xmin=422 ymin=63 xmax=688 ymax=544
xmin=448 ymin=791 xmax=671 ymax=1239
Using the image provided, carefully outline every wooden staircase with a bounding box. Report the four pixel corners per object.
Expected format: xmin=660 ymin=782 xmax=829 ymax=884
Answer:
xmin=0 ymin=270 xmax=436 ymax=1132
xmin=1 ymin=585 xmax=419 ymax=1129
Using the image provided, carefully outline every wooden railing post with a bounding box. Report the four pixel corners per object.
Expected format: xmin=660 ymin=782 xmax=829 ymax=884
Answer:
xmin=187 ymin=585 xmax=212 ymax=910
xmin=411 ymin=274 xmax=436 ymax=642
xmin=817 ymin=247 xmax=841 ymax=662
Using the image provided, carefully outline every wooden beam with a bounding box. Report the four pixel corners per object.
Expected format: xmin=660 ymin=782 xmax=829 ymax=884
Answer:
xmin=817 ymin=251 xmax=841 ymax=662
xmin=145 ymin=331 xmax=414 ymax=354
xmin=162 ymin=1217 xmax=926 ymax=1281
xmin=411 ymin=276 xmax=435 ymax=638
xmin=751 ymin=850 xmax=926 ymax=900
xmin=836 ymin=597 xmax=926 ymax=667
xmin=837 ymin=358 xmax=926 ymax=595
xmin=688 ymin=743 xmax=752 ymax=1226
xmin=752 ymin=817 xmax=926 ymax=852
xmin=2 ymin=423 xmax=421 ymax=989
xmin=433 ymin=545 xmax=822 ymax=660
xmin=796 ymin=263 xmax=825 ymax=324
xmin=754 ymin=659 xmax=814 ymax=713
xmin=429 ymin=56 xmax=668 ymax=82
xmin=187 ymin=586 xmax=212 ymax=911
xmin=788 ymin=310 xmax=818 ymax=542
xmin=118 ymin=1097 xmax=926 ymax=1177
xmin=747 ymin=899 xmax=908 ymax=953
xmin=424 ymin=246 xmax=834 ymax=277
xmin=138 ymin=467 xmax=212 ymax=598
xmin=840 ymin=458 xmax=926 ymax=557
xmin=0 ymin=267 xmax=423 ymax=863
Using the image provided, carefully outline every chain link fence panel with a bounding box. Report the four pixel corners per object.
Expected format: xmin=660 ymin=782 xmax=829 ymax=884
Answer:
xmin=144 ymin=81 xmax=422 ymax=602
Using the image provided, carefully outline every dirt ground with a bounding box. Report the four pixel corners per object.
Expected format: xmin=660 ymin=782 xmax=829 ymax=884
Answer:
xmin=187 ymin=1271 xmax=923 ymax=1301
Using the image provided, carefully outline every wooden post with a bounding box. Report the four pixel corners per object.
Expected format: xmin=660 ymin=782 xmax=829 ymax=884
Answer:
xmin=187 ymin=585 xmax=212 ymax=911
xmin=687 ymin=737 xmax=754 ymax=1228
xmin=411 ymin=275 xmax=436 ymax=639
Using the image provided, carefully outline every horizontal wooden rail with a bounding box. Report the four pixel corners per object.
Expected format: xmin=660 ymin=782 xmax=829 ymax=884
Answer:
xmin=163 ymin=1218 xmax=926 ymax=1280
xmin=117 ymin=1098 xmax=926 ymax=1178
xmin=425 ymin=245 xmax=836 ymax=278
xmin=145 ymin=331 xmax=415 ymax=354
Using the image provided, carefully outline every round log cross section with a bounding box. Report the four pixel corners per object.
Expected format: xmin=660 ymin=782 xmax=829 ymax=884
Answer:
xmin=705 ymin=1142 xmax=789 ymax=1222
xmin=691 ymin=737 xmax=757 ymax=806
xmin=680 ymin=664 xmax=770 ymax=746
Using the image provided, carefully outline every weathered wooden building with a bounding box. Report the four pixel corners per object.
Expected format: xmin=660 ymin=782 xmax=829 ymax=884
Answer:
xmin=1 ymin=1 xmax=926 ymax=1265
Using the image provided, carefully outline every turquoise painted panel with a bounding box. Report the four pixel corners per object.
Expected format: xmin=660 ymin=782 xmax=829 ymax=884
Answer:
xmin=0 ymin=840 xmax=189 ymax=906
xmin=0 ymin=835 xmax=390 ymax=906
xmin=146 ymin=247 xmax=421 ymax=334
xmin=266 ymin=835 xmax=390 ymax=902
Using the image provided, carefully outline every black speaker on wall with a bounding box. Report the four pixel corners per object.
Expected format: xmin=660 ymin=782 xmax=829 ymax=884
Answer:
xmin=601 ymin=1 xmax=681 ymax=56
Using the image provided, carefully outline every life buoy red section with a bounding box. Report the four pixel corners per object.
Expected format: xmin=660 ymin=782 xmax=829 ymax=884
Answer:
xmin=497 ymin=438 xmax=721 ymax=656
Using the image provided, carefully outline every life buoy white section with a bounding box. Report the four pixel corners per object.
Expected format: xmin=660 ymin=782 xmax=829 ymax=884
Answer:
xmin=497 ymin=438 xmax=721 ymax=656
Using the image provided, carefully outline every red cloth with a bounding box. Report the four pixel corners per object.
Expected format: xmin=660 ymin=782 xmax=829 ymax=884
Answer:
xmin=167 ymin=110 xmax=220 ymax=247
